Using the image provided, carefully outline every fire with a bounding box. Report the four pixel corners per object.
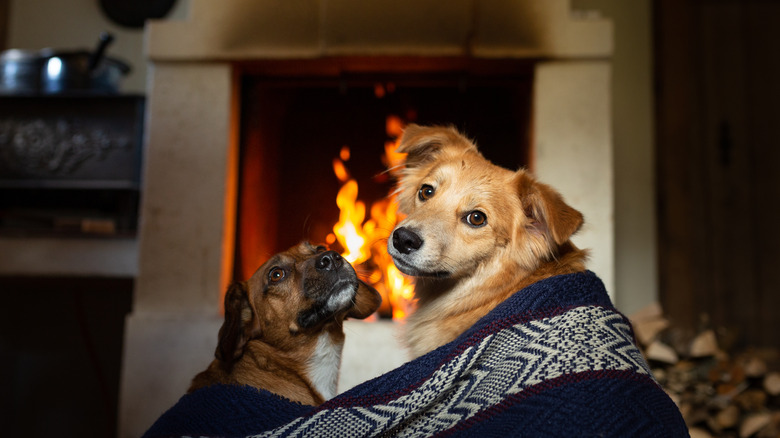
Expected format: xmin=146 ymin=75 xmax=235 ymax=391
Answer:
xmin=332 ymin=180 xmax=370 ymax=265
xmin=327 ymin=116 xmax=415 ymax=320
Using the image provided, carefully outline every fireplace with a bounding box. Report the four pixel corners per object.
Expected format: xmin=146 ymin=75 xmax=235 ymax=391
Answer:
xmin=234 ymin=58 xmax=533 ymax=318
xmin=119 ymin=2 xmax=613 ymax=437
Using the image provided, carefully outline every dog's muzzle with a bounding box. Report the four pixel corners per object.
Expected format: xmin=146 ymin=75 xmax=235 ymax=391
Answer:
xmin=297 ymin=250 xmax=356 ymax=330
xmin=390 ymin=227 xmax=451 ymax=278
xmin=391 ymin=227 xmax=423 ymax=254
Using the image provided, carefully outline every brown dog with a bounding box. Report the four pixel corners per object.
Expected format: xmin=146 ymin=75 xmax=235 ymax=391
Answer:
xmin=388 ymin=125 xmax=588 ymax=357
xmin=189 ymin=241 xmax=381 ymax=405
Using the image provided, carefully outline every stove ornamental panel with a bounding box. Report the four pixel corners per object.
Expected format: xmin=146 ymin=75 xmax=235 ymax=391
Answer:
xmin=0 ymin=95 xmax=144 ymax=188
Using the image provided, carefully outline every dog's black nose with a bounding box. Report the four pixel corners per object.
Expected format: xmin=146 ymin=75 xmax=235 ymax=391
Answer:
xmin=392 ymin=227 xmax=423 ymax=254
xmin=315 ymin=251 xmax=343 ymax=271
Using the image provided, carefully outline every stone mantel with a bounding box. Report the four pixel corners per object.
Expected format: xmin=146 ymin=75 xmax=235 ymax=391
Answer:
xmin=146 ymin=0 xmax=611 ymax=61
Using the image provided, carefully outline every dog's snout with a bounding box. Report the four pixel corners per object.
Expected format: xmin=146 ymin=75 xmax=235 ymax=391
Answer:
xmin=392 ymin=227 xmax=423 ymax=255
xmin=315 ymin=251 xmax=343 ymax=271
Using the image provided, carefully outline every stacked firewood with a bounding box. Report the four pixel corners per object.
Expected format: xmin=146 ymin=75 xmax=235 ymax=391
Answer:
xmin=630 ymin=303 xmax=780 ymax=438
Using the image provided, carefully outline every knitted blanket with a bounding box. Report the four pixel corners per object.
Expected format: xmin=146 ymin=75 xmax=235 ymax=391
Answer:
xmin=143 ymin=271 xmax=689 ymax=438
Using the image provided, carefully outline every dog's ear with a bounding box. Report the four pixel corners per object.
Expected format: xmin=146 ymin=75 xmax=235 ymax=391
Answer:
xmin=346 ymin=280 xmax=382 ymax=320
xmin=516 ymin=172 xmax=583 ymax=246
xmin=215 ymin=281 xmax=258 ymax=363
xmin=396 ymin=124 xmax=478 ymax=169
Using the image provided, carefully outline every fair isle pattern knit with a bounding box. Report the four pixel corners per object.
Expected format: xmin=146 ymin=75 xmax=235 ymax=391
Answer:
xmin=256 ymin=306 xmax=650 ymax=438
xmin=143 ymin=272 xmax=689 ymax=438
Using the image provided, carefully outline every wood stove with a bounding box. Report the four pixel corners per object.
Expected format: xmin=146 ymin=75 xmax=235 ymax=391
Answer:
xmin=0 ymin=95 xmax=144 ymax=237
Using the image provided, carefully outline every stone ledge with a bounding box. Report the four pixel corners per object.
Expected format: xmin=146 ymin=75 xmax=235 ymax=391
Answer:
xmin=146 ymin=0 xmax=611 ymax=61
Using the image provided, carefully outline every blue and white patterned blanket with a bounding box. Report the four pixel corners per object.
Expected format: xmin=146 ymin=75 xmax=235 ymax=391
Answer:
xmin=143 ymin=271 xmax=689 ymax=437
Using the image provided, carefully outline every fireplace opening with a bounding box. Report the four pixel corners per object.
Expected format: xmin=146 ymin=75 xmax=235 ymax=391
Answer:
xmin=235 ymin=59 xmax=534 ymax=317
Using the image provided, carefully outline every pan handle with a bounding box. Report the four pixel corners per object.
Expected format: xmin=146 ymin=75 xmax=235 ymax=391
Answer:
xmin=88 ymin=32 xmax=114 ymax=72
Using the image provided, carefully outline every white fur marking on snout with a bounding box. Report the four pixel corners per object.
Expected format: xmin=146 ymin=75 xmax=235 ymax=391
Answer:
xmin=307 ymin=332 xmax=343 ymax=401
xmin=326 ymin=285 xmax=355 ymax=311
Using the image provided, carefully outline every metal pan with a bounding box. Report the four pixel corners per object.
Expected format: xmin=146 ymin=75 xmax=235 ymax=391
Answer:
xmin=39 ymin=32 xmax=131 ymax=94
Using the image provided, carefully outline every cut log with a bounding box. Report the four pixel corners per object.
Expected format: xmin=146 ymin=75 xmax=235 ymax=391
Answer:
xmin=734 ymin=389 xmax=767 ymax=412
xmin=715 ymin=404 xmax=741 ymax=430
xmin=634 ymin=318 xmax=670 ymax=346
xmin=740 ymin=412 xmax=771 ymax=438
xmin=756 ymin=412 xmax=780 ymax=438
xmin=646 ymin=340 xmax=679 ymax=364
xmin=688 ymin=427 xmax=713 ymax=438
xmin=743 ymin=355 xmax=768 ymax=378
xmin=690 ymin=329 xmax=719 ymax=358
xmin=629 ymin=302 xmax=664 ymax=322
xmin=629 ymin=302 xmax=671 ymax=346
xmin=764 ymin=372 xmax=780 ymax=396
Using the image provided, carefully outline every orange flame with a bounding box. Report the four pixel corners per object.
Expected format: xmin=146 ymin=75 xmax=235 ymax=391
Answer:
xmin=332 ymin=179 xmax=370 ymax=265
xmin=339 ymin=145 xmax=351 ymax=161
xmin=332 ymin=158 xmax=349 ymax=183
xmin=328 ymin=116 xmax=415 ymax=319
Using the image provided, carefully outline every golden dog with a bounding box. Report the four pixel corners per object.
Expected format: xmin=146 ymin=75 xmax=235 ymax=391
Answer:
xmin=189 ymin=242 xmax=381 ymax=405
xmin=388 ymin=125 xmax=587 ymax=357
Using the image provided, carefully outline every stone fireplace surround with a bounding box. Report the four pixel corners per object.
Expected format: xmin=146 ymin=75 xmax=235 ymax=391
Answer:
xmin=119 ymin=1 xmax=612 ymax=436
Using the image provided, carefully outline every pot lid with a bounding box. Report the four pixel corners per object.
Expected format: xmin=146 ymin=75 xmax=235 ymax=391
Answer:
xmin=0 ymin=49 xmax=40 ymax=61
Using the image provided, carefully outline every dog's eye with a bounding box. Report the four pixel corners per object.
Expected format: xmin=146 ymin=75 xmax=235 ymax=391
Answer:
xmin=315 ymin=245 xmax=327 ymax=253
xmin=268 ymin=267 xmax=286 ymax=283
xmin=464 ymin=211 xmax=487 ymax=227
xmin=418 ymin=184 xmax=435 ymax=201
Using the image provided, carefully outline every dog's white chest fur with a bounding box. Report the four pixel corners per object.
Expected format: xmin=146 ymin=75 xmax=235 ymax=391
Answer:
xmin=307 ymin=332 xmax=343 ymax=401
